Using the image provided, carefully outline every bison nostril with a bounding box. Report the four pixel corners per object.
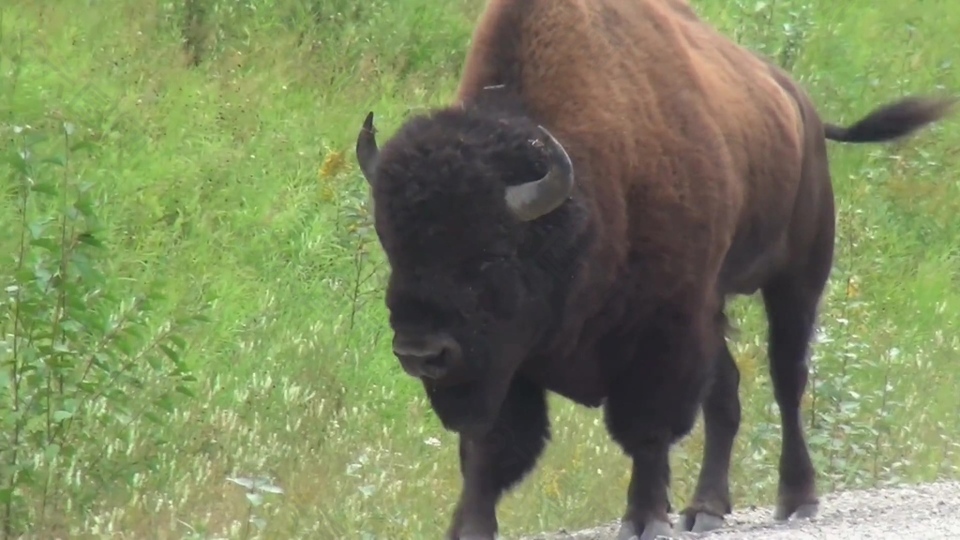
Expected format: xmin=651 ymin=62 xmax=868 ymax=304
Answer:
xmin=392 ymin=333 xmax=460 ymax=380
xmin=419 ymin=353 xmax=449 ymax=379
xmin=395 ymin=350 xmax=449 ymax=379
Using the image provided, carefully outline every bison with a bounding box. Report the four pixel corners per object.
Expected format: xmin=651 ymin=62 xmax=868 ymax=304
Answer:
xmin=353 ymin=0 xmax=956 ymax=538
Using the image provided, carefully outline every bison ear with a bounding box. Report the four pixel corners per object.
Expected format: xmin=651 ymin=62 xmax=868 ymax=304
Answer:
xmin=356 ymin=111 xmax=380 ymax=187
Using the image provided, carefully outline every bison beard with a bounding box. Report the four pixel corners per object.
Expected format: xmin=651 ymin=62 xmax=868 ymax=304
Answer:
xmin=351 ymin=0 xmax=956 ymax=539
xmin=422 ymin=381 xmax=499 ymax=435
xmin=420 ymin=346 xmax=525 ymax=438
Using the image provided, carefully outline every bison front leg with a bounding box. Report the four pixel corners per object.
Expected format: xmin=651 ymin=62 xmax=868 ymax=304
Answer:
xmin=678 ymin=343 xmax=741 ymax=533
xmin=609 ymin=436 xmax=676 ymax=540
xmin=603 ymin=318 xmax=716 ymax=540
xmin=447 ymin=376 xmax=550 ymax=540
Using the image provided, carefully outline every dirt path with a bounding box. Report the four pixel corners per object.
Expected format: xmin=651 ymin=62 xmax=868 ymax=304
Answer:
xmin=517 ymin=480 xmax=960 ymax=540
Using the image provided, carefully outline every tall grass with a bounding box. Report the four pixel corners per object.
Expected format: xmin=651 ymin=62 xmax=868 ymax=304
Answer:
xmin=0 ymin=0 xmax=958 ymax=538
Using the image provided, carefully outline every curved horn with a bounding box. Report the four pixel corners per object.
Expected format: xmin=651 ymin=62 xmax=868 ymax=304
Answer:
xmin=504 ymin=125 xmax=575 ymax=221
xmin=356 ymin=111 xmax=380 ymax=186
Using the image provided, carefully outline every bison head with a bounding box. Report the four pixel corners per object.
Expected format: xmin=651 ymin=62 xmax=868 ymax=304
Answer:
xmin=354 ymin=106 xmax=575 ymax=435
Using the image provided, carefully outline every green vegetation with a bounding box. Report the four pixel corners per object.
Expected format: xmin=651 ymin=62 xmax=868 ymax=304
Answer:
xmin=1 ymin=0 xmax=958 ymax=538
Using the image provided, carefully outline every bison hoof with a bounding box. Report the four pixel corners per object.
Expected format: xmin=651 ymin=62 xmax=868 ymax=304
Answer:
xmin=675 ymin=510 xmax=725 ymax=533
xmin=773 ymin=501 xmax=819 ymax=522
xmin=616 ymin=518 xmax=677 ymax=540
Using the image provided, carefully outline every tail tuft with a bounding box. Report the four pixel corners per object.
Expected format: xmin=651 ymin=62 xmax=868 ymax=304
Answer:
xmin=824 ymin=95 xmax=957 ymax=143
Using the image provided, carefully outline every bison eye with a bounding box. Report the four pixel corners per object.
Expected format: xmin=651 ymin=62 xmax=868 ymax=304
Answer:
xmin=460 ymin=257 xmax=499 ymax=281
xmin=476 ymin=283 xmax=509 ymax=316
xmin=474 ymin=261 xmax=519 ymax=317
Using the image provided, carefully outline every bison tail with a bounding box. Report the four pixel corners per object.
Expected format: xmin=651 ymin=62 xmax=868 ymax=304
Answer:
xmin=823 ymin=95 xmax=957 ymax=143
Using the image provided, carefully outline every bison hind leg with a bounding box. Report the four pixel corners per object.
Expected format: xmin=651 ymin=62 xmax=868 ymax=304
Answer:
xmin=760 ymin=267 xmax=830 ymax=522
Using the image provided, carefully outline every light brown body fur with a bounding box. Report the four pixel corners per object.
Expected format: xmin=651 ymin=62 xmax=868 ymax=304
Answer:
xmin=456 ymin=0 xmax=827 ymax=413
xmin=459 ymin=0 xmax=811 ymax=298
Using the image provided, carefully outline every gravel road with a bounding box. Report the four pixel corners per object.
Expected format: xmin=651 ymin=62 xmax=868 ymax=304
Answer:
xmin=517 ymin=480 xmax=960 ymax=540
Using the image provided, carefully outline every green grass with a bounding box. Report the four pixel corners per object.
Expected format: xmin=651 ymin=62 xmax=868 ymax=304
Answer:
xmin=0 ymin=0 xmax=958 ymax=538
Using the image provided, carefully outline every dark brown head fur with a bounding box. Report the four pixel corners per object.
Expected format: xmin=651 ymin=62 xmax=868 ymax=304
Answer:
xmin=362 ymin=98 xmax=591 ymax=433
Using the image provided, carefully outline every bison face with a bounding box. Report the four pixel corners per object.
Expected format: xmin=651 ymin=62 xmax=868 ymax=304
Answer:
xmin=383 ymin=255 xmax=532 ymax=435
xmin=352 ymin=107 xmax=576 ymax=435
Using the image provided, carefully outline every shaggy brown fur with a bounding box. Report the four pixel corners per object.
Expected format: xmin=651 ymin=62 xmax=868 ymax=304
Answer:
xmin=353 ymin=0 xmax=956 ymax=538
